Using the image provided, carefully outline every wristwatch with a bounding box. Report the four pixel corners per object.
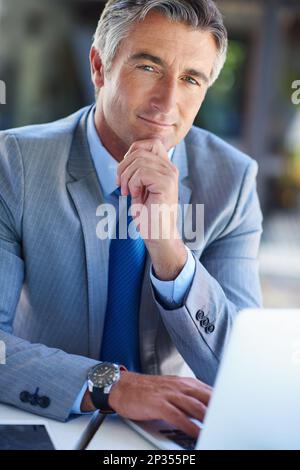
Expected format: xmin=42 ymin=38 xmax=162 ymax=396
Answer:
xmin=87 ymin=362 xmax=125 ymax=413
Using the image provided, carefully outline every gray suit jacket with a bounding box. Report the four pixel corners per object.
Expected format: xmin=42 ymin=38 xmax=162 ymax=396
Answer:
xmin=0 ymin=106 xmax=262 ymax=421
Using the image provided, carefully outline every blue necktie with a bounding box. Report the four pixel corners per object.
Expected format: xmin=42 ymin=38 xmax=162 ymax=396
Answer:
xmin=100 ymin=188 xmax=146 ymax=371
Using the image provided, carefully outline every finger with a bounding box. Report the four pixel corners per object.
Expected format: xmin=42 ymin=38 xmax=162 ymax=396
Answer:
xmin=128 ymin=139 xmax=169 ymax=160
xmin=120 ymin=160 xmax=171 ymax=196
xmin=170 ymin=395 xmax=207 ymax=423
xmin=199 ymin=382 xmax=213 ymax=393
xmin=117 ymin=149 xmax=171 ymax=185
xmin=177 ymin=379 xmax=212 ymax=406
xmin=118 ymin=139 xmax=170 ymax=183
xmin=162 ymin=403 xmax=201 ymax=439
xmin=127 ymin=167 xmax=170 ymax=198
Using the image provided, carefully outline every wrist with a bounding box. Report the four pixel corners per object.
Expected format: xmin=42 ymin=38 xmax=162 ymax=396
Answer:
xmin=86 ymin=363 xmax=127 ymax=413
xmin=148 ymin=239 xmax=187 ymax=281
xmin=108 ymin=369 xmax=130 ymax=412
xmin=81 ymin=388 xmax=96 ymax=412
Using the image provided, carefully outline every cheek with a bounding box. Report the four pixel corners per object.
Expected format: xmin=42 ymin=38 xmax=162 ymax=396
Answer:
xmin=104 ymin=87 xmax=128 ymax=123
xmin=180 ymin=93 xmax=205 ymax=122
xmin=111 ymin=81 xmax=142 ymax=115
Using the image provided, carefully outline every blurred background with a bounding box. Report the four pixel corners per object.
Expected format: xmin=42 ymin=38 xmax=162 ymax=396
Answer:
xmin=0 ymin=0 xmax=299 ymax=308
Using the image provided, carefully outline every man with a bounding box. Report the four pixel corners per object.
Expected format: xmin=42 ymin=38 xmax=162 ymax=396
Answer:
xmin=0 ymin=0 xmax=262 ymax=439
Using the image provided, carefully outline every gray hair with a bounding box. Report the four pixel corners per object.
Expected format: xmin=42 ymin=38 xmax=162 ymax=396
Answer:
xmin=92 ymin=0 xmax=227 ymax=89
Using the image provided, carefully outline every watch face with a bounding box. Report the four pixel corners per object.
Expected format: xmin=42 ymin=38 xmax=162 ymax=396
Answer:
xmin=89 ymin=363 xmax=117 ymax=388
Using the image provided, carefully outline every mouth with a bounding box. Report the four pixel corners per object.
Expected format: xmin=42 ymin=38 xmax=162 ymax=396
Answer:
xmin=138 ymin=116 xmax=174 ymax=128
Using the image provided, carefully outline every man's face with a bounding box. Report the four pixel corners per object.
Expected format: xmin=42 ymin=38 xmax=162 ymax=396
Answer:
xmin=92 ymin=11 xmax=218 ymax=160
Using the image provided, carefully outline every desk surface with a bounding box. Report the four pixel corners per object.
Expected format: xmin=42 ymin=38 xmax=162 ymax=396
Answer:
xmin=0 ymin=403 xmax=96 ymax=450
xmin=87 ymin=415 xmax=156 ymax=451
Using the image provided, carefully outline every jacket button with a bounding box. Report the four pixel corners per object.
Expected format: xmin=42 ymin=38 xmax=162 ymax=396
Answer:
xmin=196 ymin=310 xmax=205 ymax=321
xmin=205 ymin=324 xmax=215 ymax=334
xmin=20 ymin=391 xmax=30 ymax=403
xmin=30 ymin=395 xmax=38 ymax=406
xmin=200 ymin=317 xmax=210 ymax=327
xmin=38 ymin=396 xmax=51 ymax=409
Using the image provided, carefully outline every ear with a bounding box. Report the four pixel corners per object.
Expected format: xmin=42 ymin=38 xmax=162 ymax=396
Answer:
xmin=90 ymin=46 xmax=105 ymax=89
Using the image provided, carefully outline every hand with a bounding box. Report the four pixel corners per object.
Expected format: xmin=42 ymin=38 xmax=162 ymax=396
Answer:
xmin=116 ymin=138 xmax=178 ymax=203
xmin=108 ymin=371 xmax=212 ymax=439
xmin=116 ymin=139 xmax=179 ymax=242
xmin=116 ymin=139 xmax=187 ymax=280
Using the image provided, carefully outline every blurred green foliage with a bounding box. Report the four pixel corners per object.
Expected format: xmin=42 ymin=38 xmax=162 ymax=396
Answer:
xmin=195 ymin=39 xmax=247 ymax=138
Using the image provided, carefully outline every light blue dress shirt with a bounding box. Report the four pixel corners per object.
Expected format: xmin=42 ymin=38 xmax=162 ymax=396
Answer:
xmin=71 ymin=106 xmax=195 ymax=414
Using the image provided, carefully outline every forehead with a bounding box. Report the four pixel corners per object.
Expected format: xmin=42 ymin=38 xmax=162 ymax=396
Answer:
xmin=116 ymin=11 xmax=217 ymax=68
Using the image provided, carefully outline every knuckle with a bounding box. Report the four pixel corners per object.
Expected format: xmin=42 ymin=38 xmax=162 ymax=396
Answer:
xmin=135 ymin=154 xmax=145 ymax=163
xmin=165 ymin=409 xmax=182 ymax=424
xmin=129 ymin=142 xmax=140 ymax=151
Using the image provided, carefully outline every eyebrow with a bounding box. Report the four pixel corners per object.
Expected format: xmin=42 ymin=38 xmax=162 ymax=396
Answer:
xmin=129 ymin=52 xmax=209 ymax=85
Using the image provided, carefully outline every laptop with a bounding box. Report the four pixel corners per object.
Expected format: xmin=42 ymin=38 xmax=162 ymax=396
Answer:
xmin=124 ymin=309 xmax=300 ymax=450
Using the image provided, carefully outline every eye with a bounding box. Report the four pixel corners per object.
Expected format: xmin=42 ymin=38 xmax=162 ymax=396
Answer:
xmin=183 ymin=76 xmax=199 ymax=86
xmin=137 ymin=64 xmax=155 ymax=73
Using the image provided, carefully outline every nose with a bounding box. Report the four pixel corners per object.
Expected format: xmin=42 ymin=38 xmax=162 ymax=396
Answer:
xmin=150 ymin=76 xmax=178 ymax=115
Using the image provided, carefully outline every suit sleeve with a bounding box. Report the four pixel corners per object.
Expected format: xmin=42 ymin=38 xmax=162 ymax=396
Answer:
xmin=0 ymin=133 xmax=99 ymax=421
xmin=152 ymin=160 xmax=263 ymax=385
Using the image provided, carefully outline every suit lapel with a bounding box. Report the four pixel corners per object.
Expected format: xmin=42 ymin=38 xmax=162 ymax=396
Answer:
xmin=66 ymin=110 xmax=109 ymax=359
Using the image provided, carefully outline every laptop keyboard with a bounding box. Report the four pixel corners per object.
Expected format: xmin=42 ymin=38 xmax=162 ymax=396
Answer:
xmin=159 ymin=429 xmax=197 ymax=450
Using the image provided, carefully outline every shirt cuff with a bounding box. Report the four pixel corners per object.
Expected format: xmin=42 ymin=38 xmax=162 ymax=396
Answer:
xmin=150 ymin=247 xmax=196 ymax=308
xmin=70 ymin=380 xmax=94 ymax=415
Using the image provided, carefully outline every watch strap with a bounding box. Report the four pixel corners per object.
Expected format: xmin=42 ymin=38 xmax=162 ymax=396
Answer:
xmin=90 ymin=387 xmax=115 ymax=414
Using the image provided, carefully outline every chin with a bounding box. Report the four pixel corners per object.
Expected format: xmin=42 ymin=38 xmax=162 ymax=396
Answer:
xmin=127 ymin=126 xmax=177 ymax=150
xmin=160 ymin=134 xmax=178 ymax=150
xmin=145 ymin=133 xmax=176 ymax=150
